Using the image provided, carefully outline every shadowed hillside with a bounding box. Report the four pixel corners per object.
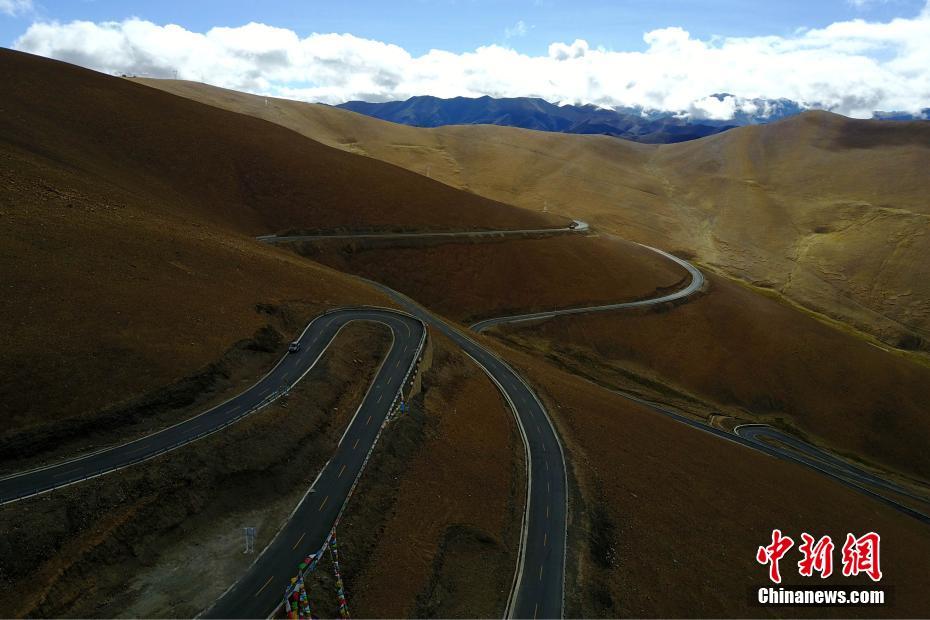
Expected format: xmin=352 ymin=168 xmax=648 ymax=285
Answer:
xmin=0 ymin=48 xmax=562 ymax=459
xmin=0 ymin=49 xmax=552 ymax=619
xmin=1 ymin=49 xmax=564 ymax=237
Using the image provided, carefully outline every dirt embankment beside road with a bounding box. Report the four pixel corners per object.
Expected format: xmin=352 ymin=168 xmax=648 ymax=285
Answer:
xmin=303 ymin=332 xmax=525 ymax=618
xmin=0 ymin=326 xmax=528 ymax=619
xmin=0 ymin=323 xmax=390 ymax=618
xmin=3 ymin=303 xmax=313 ymax=475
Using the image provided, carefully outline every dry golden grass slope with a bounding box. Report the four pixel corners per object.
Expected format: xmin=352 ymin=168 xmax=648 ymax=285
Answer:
xmin=140 ymin=78 xmax=930 ymax=350
xmin=650 ymin=112 xmax=930 ymax=351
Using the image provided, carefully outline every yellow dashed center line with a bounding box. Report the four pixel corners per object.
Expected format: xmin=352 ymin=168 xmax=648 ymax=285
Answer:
xmin=318 ymin=496 xmax=329 ymax=511
xmin=338 ymin=464 xmax=347 ymax=478
xmin=256 ymin=575 xmax=274 ymax=597
xmin=539 ymin=565 xmax=544 ymax=581
xmin=366 ymin=415 xmax=372 ymax=425
xmin=352 ymin=438 xmax=360 ymax=450
xmin=292 ymin=532 xmax=306 ymax=550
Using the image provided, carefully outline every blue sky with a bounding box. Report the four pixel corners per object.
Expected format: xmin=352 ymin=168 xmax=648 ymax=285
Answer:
xmin=3 ymin=0 xmax=928 ymax=54
xmin=6 ymin=0 xmax=930 ymax=117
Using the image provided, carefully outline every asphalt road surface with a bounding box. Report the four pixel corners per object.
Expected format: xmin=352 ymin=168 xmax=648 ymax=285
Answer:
xmin=257 ymin=220 xmax=589 ymax=245
xmin=364 ymin=280 xmax=570 ymax=619
xmin=203 ymin=309 xmax=426 ymax=618
xmin=7 ymin=221 xmax=920 ymax=619
xmin=471 ymin=243 xmax=703 ymax=332
xmin=734 ymin=424 xmax=930 ymax=521
xmin=0 ymin=309 xmax=424 ymax=511
xmin=5 ymin=218 xmax=926 ymax=619
xmin=1 ymin=224 xmax=703 ymax=620
xmin=567 ymin=383 xmax=930 ymax=524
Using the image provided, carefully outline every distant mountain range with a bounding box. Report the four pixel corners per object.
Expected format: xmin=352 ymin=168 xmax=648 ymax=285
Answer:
xmin=337 ymin=94 xmax=930 ymax=144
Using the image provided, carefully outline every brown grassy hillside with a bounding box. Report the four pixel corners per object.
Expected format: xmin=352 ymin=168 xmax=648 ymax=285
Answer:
xmin=140 ymin=78 xmax=930 ymax=349
xmin=333 ymin=333 xmax=524 ymax=618
xmin=132 ymin=78 xmax=674 ymax=239
xmin=0 ymin=127 xmax=384 ymax=453
xmin=500 ymin=342 xmax=930 ymax=618
xmin=650 ymin=111 xmax=930 ymax=351
xmin=494 ymin=272 xmax=930 ymax=481
xmin=0 ymin=48 xmax=557 ymax=459
xmin=1 ymin=49 xmax=564 ymax=236
xmin=3 ymin=49 xmax=929 ymax=618
xmin=0 ymin=323 xmax=393 ymax=617
xmin=299 ymin=233 xmax=689 ymax=324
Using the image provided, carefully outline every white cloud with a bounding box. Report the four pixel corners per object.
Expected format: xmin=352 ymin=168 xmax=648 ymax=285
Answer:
xmin=688 ymin=95 xmax=739 ymax=120
xmin=13 ymin=5 xmax=930 ymax=118
xmin=505 ymin=20 xmax=529 ymax=39
xmin=548 ymin=38 xmax=589 ymax=60
xmin=1 ymin=0 xmax=32 ymax=16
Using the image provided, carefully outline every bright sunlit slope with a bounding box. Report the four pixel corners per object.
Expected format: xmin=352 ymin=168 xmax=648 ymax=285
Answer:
xmin=649 ymin=110 xmax=930 ymax=351
xmin=138 ymin=79 xmax=930 ymax=351
xmin=132 ymin=78 xmax=678 ymax=242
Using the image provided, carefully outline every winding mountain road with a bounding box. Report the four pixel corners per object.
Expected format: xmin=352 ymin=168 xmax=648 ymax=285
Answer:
xmin=258 ymin=220 xmax=589 ymax=245
xmin=202 ymin=309 xmax=426 ymax=618
xmin=362 ymin=279 xmax=570 ymax=620
xmin=5 ymin=217 xmax=924 ymax=619
xmin=471 ymin=243 xmax=703 ymax=332
xmin=0 ymin=309 xmax=425 ymax=510
xmin=734 ymin=424 xmax=930 ymax=521
xmin=11 ymin=221 xmax=815 ymax=620
xmin=561 ymin=384 xmax=930 ymax=524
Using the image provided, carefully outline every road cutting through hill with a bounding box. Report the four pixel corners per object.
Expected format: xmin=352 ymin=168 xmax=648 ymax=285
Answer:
xmin=257 ymin=220 xmax=589 ymax=244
